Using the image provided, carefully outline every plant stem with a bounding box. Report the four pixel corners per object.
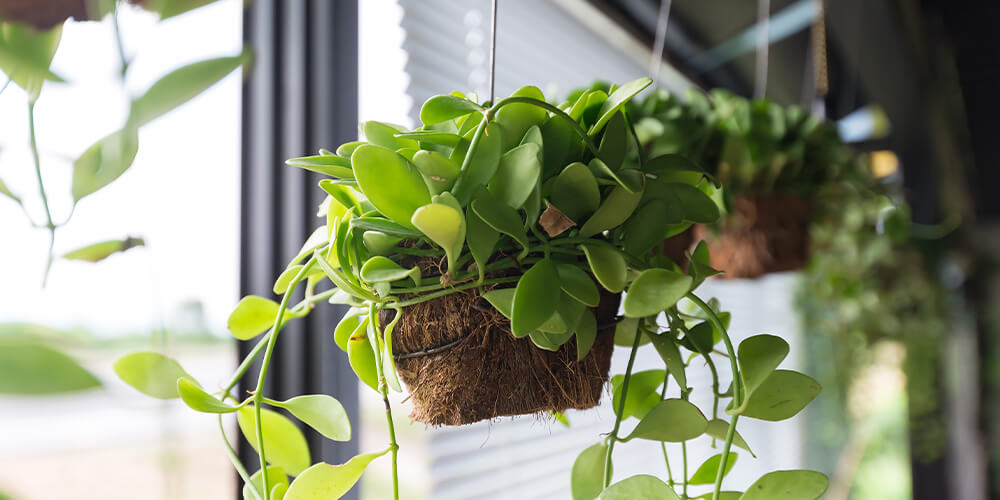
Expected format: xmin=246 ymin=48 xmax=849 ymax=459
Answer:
xmin=488 ymin=96 xmax=600 ymax=156
xmin=218 ymin=415 xmax=263 ymax=500
xmin=368 ymin=305 xmax=400 ymax=500
xmin=112 ymin=3 xmax=129 ymax=77
xmin=252 ymin=261 xmax=314 ymax=499
xmin=603 ymin=329 xmax=642 ymax=488
xmin=387 ymin=276 xmax=520 ymax=309
xmin=659 ymin=370 xmax=675 ymax=487
xmin=682 ymin=440 xmax=689 ymax=499
xmin=27 ymin=98 xmax=57 ymax=286
xmin=711 ymin=415 xmax=740 ymax=500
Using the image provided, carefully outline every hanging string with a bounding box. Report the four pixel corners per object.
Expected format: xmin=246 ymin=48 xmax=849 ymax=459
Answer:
xmin=648 ymin=0 xmax=673 ymax=85
xmin=754 ymin=0 xmax=771 ymax=99
xmin=489 ymin=0 xmax=498 ymax=105
xmin=811 ymin=0 xmax=828 ymax=97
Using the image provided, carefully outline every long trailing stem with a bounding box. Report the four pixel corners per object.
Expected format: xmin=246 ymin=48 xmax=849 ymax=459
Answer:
xmin=687 ymin=293 xmax=741 ymax=500
xmin=659 ymin=370 xmax=674 ymax=486
xmin=252 ymin=260 xmax=315 ymax=499
xmin=368 ymin=305 xmax=400 ymax=500
xmin=603 ymin=329 xmax=642 ymax=488
xmin=487 ymin=96 xmax=600 ymax=156
xmin=218 ymin=415 xmax=263 ymax=500
xmin=27 ymin=98 xmax=57 ymax=286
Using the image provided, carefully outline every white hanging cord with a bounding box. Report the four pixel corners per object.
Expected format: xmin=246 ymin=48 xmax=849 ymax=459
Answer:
xmin=489 ymin=0 xmax=498 ymax=104
xmin=648 ymin=0 xmax=673 ymax=85
xmin=754 ymin=0 xmax=771 ymax=99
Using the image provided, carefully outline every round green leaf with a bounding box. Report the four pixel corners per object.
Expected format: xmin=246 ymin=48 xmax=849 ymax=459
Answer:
xmin=359 ymin=256 xmax=418 ymax=284
xmin=740 ymin=370 xmax=821 ymax=421
xmin=237 ymin=406 xmax=312 ymax=477
xmin=578 ymin=185 xmax=643 ymax=238
xmin=575 ymin=310 xmax=598 ymax=361
xmin=540 ymin=114 xmax=584 ymax=178
xmin=412 ymin=150 xmax=460 ymax=194
xmin=482 ymin=288 xmax=515 ymax=319
xmin=739 ymin=470 xmax=829 ymax=500
xmin=739 ymin=334 xmax=790 ymax=395
xmin=611 ymin=369 xmax=665 ymax=420
xmin=283 ymin=450 xmax=388 ymax=500
xmin=580 ymin=243 xmax=627 ymax=293
xmin=511 ymin=259 xmax=561 ymax=336
xmin=347 ymin=321 xmax=378 ymax=392
xmin=471 ymin=194 xmax=529 ymax=253
xmin=177 ymin=377 xmax=238 ymax=413
xmin=351 ymin=144 xmax=431 ymax=229
xmin=466 ymin=206 xmax=500 ymax=281
xmin=529 ymin=330 xmax=572 ymax=351
xmin=626 ymin=398 xmax=708 ymax=442
xmin=420 ymin=95 xmax=482 ymax=125
xmin=622 ymin=199 xmax=671 ymax=256
xmin=228 ymin=296 xmax=280 ymax=340
xmin=451 ymin=121 xmax=504 ymax=205
xmin=361 ymin=231 xmax=402 ymax=256
xmin=571 ymin=443 xmax=608 ymax=500
xmin=243 ymin=466 xmax=288 ymax=500
xmin=361 ymin=121 xmax=417 ymax=150
xmin=274 ymin=265 xmax=303 ymax=295
xmin=272 ymin=395 xmax=351 ymax=442
xmin=411 ymin=202 xmax=465 ymax=272
xmin=335 ymin=141 xmax=364 ymax=157
xmin=624 ymin=269 xmax=693 ymax=318
xmin=695 ymin=492 xmax=742 ymax=500
xmin=0 ymin=342 xmax=100 ymax=395
xmin=489 ymin=142 xmax=541 ymax=209
xmin=706 ymin=419 xmax=755 ymax=457
xmin=495 ymin=85 xmax=547 ymax=150
xmin=556 ymin=264 xmax=600 ymax=307
xmin=670 ymin=183 xmax=720 ymax=223
xmin=601 ymin=474 xmax=680 ymax=500
xmin=114 ymin=351 xmax=191 ymax=399
xmin=550 ymin=162 xmax=601 ymax=222
xmin=334 ymin=314 xmax=361 ymax=352
xmin=688 ymin=452 xmax=738 ymax=485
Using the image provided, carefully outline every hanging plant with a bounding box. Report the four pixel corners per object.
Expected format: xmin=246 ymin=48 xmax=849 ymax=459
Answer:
xmin=628 ymin=87 xmax=851 ymax=279
xmin=115 ymin=78 xmax=827 ymax=500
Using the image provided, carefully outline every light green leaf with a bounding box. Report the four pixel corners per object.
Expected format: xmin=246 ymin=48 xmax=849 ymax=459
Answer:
xmin=540 ymin=114 xmax=584 ymax=178
xmin=114 ymin=351 xmax=190 ymax=399
xmin=335 ymin=141 xmax=364 ymax=157
xmin=601 ymin=474 xmax=680 ymax=500
xmin=466 ymin=206 xmax=499 ymax=282
xmin=580 ymin=243 xmax=626 ymax=292
xmin=645 ymin=331 xmax=687 ymax=390
xmin=350 ymin=217 xmax=423 ymax=239
xmin=695 ymin=493 xmax=742 ymax=500
xmin=351 ymin=144 xmax=431 ymax=229
xmin=589 ymin=77 xmax=652 ymax=135
xmin=705 ymin=419 xmax=755 ymax=457
xmin=482 ymin=288 xmax=515 ymax=318
xmin=287 ymin=155 xmax=354 ymax=179
xmin=578 ymin=185 xmax=643 ymax=238
xmin=359 ymin=256 xmax=419 ymax=285
xmin=489 ymin=142 xmax=541 ymax=209
xmin=550 ymin=162 xmax=601 ymax=222
xmin=228 ymin=296 xmax=280 ymax=340
xmin=688 ymin=240 xmax=721 ymax=286
xmin=177 ymin=377 xmax=238 ymax=413
xmin=575 ymin=310 xmax=597 ymax=361
xmin=471 ymin=194 xmax=529 ymax=255
xmin=511 ymin=259 xmax=561 ymax=337
xmin=62 ymin=236 xmax=144 ymax=262
xmin=597 ymin=111 xmax=628 ymax=170
xmin=71 ymin=126 xmax=139 ymax=202
xmin=242 ymin=466 xmax=288 ymax=500
xmin=0 ymin=176 xmax=20 ymax=204
xmin=740 ymin=370 xmax=821 ymax=421
xmin=347 ymin=322 xmax=378 ymax=391
xmin=624 ymin=269 xmax=692 ymax=318
xmin=334 ymin=314 xmax=361 ymax=352
xmin=394 ymin=130 xmax=462 ymax=147
xmin=588 ymin=158 xmax=644 ymax=193
xmin=739 ymin=470 xmax=829 ymax=500
xmin=361 ymin=121 xmax=417 ymax=150
xmin=571 ymin=443 xmax=608 ymax=500
xmin=411 ymin=201 xmax=465 ymax=273
xmin=361 ymin=231 xmax=403 ymax=256
xmin=613 ymin=317 xmax=644 ymax=347
xmin=556 ymin=263 xmax=600 ymax=307
xmin=0 ymin=341 xmax=100 ymax=395
xmin=237 ymin=406 xmax=311 ymax=476
xmin=739 ymin=334 xmax=790 ymax=395
xmin=130 ymin=49 xmax=249 ymax=126
xmin=412 ymin=150 xmax=460 ymax=194
xmin=529 ymin=330 xmax=572 ymax=351
xmin=626 ymin=398 xmax=708 ymax=442
xmin=451 ymin=121 xmax=505 ymax=205
xmin=495 ymin=85 xmax=547 ymax=150
xmin=0 ymin=24 xmax=63 ymax=99
xmin=270 ymin=395 xmax=351 ymax=442
xmin=420 ymin=95 xmax=482 ymax=125
xmin=611 ymin=369 xmax=664 ymax=420
xmin=283 ymin=450 xmax=388 ymax=500
xmin=688 ymin=452 xmax=738 ymax=485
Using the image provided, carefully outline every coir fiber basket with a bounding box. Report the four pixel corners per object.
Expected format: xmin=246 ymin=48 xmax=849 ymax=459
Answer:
xmin=380 ymin=264 xmax=620 ymax=426
xmin=693 ymin=194 xmax=811 ymax=279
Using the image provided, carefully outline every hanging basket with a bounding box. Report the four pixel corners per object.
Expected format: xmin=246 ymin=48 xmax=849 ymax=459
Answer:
xmin=381 ymin=264 xmax=620 ymax=426
xmin=693 ymin=194 xmax=810 ymax=279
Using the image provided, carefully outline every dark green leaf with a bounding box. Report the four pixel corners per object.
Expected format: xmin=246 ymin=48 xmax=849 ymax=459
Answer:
xmin=482 ymin=288 xmax=515 ymax=319
xmin=550 ymin=162 xmax=601 ymax=222
xmin=466 ymin=206 xmax=499 ymax=281
xmin=598 ymin=111 xmax=628 ymax=170
xmin=556 ymin=263 xmax=600 ymax=307
xmin=622 ymin=199 xmax=671 ymax=256
xmin=495 ymin=86 xmax=547 ymax=150
xmin=394 ymin=130 xmax=462 ymax=147
xmin=529 ymin=330 xmax=572 ymax=351
xmin=575 ymin=310 xmax=598 ymax=361
xmin=412 ymin=150 xmax=460 ymax=195
xmin=540 ymin=114 xmax=584 ymax=179
xmin=511 ymin=259 xmax=561 ymax=336
xmin=350 ymin=217 xmax=423 ymax=239
xmin=624 ymin=269 xmax=692 ymax=318
xmin=646 ymin=331 xmax=687 ymax=390
xmin=739 ymin=334 xmax=790 ymax=395
xmin=579 ymin=186 xmax=643 ymax=238
xmin=471 ymin=194 xmax=529 ymax=254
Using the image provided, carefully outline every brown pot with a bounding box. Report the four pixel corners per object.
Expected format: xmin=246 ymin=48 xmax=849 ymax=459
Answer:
xmin=693 ymin=194 xmax=810 ymax=279
xmin=381 ymin=281 xmax=620 ymax=426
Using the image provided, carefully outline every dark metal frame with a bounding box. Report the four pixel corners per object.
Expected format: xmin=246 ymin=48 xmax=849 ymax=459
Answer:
xmin=239 ymin=1 xmax=360 ymax=498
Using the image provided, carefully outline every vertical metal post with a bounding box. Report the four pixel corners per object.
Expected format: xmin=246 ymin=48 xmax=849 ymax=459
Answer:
xmin=240 ymin=0 xmax=360 ymax=498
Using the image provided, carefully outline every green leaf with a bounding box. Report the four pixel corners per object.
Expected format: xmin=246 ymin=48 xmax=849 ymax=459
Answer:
xmin=359 ymin=256 xmax=419 ymax=285
xmin=739 ymin=334 xmax=790 ymax=395
xmin=575 ymin=310 xmax=598 ymax=361
xmin=283 ymin=450 xmax=388 ymax=500
xmin=482 ymin=288 xmax=515 ymax=318
xmin=613 ymin=317 xmax=646 ymax=347
xmin=739 ymin=470 xmax=829 ymax=500
xmin=237 ymin=406 xmax=311 ymax=476
xmin=361 ymin=231 xmax=402 ymax=256
xmin=0 ymin=24 xmax=63 ymax=100
xmin=624 ymin=269 xmax=693 ymax=318
xmin=411 ymin=201 xmax=465 ymax=272
xmin=688 ymin=240 xmax=721 ymax=285
xmin=471 ymin=194 xmax=529 ymax=255
xmin=334 ymin=314 xmax=361 ymax=352
xmin=177 ymin=377 xmax=238 ymax=413
xmin=611 ymin=369 xmax=664 ymax=419
xmin=589 ymin=77 xmax=652 ymax=135
xmin=270 ymin=395 xmax=351 ymax=442
xmin=597 ymin=112 xmax=628 ymax=170
xmin=511 ymin=259 xmax=561 ymax=337
xmin=626 ymin=398 xmax=708 ymax=442
xmin=580 ymin=243 xmax=626 ymax=292
xmin=495 ymin=86 xmax=548 ymax=150
xmin=287 ymin=155 xmax=354 ymax=178
xmin=0 ymin=341 xmax=100 ymax=395
xmin=588 ymin=158 xmax=644 ymax=193
xmin=273 ymin=266 xmax=303 ymax=295
xmin=420 ymin=95 xmax=482 ymax=125
xmin=466 ymin=206 xmax=499 ymax=281
xmin=556 ymin=264 xmax=600 ymax=307
xmin=451 ymin=121 xmax=505 ymax=205
xmin=671 ymin=183 xmax=720 ymax=223
xmin=571 ymin=443 xmax=608 ymax=500
xmin=579 ymin=186 xmax=643 ymax=238
xmin=130 ymin=49 xmax=249 ymax=126
xmin=540 ymin=114 xmax=584 ymax=179
xmin=228 ymin=296 xmax=280 ymax=340
xmin=145 ymin=0 xmax=219 ymax=19
xmin=550 ymin=162 xmax=601 ymax=222
xmin=351 ymin=144 xmax=431 ymax=229
xmin=695 ymin=493 xmax=742 ymax=500
xmin=0 ymin=175 xmax=21 ymax=204
xmin=622 ymin=200 xmax=671 ymax=256
xmin=114 ymin=351 xmax=190 ymax=399
xmin=681 ymin=322 xmax=716 ymax=354
xmin=740 ymin=370 xmax=821 ymax=421
xmin=335 ymin=141 xmax=364 ymax=157
xmin=361 ymin=121 xmax=417 ymax=150
xmin=347 ymin=321 xmax=378 ymax=391
xmin=350 ymin=217 xmax=422 ymax=239
xmin=71 ymin=126 xmax=140 ymax=202
xmin=706 ymin=419 xmax=755 ymax=457
xmin=601 ymin=474 xmax=680 ymax=500
xmin=489 ymin=142 xmax=541 ymax=209
xmin=688 ymin=452 xmax=738 ymax=485
xmin=646 ymin=331 xmax=687 ymax=390
xmin=529 ymin=330 xmax=572 ymax=351
xmin=62 ymin=236 xmax=144 ymax=262
xmin=394 ymin=130 xmax=462 ymax=147
xmin=243 ymin=466 xmax=288 ymax=500
xmin=412 ymin=150 xmax=460 ymax=194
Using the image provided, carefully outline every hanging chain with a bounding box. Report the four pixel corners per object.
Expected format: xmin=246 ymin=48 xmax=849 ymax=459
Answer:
xmin=648 ymin=0 xmax=673 ymax=85
xmin=489 ymin=0 xmax=498 ymax=105
xmin=753 ymin=0 xmax=771 ymax=99
xmin=811 ymin=0 xmax=829 ymax=97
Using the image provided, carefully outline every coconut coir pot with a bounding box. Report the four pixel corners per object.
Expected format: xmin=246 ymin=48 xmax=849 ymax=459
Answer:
xmin=381 ymin=268 xmax=620 ymax=426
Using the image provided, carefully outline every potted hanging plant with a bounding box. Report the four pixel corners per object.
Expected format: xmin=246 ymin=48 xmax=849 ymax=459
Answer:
xmin=113 ymin=78 xmax=828 ymax=500
xmin=630 ymin=88 xmax=850 ymax=279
